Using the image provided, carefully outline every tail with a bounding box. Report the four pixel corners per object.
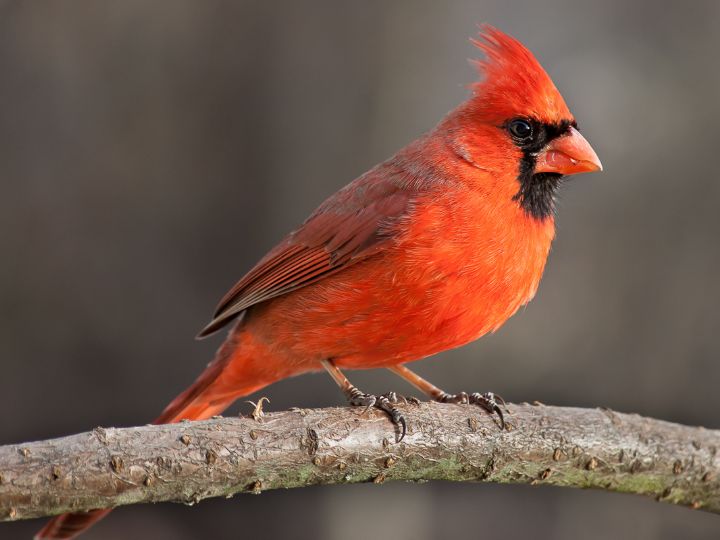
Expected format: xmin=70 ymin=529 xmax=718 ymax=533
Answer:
xmin=36 ymin=333 xmax=268 ymax=539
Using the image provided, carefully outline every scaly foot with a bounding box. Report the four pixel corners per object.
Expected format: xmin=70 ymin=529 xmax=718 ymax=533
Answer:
xmin=346 ymin=388 xmax=414 ymax=441
xmin=437 ymin=391 xmax=507 ymax=429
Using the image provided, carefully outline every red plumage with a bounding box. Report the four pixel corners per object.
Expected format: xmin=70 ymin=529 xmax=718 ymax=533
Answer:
xmin=37 ymin=26 xmax=600 ymax=539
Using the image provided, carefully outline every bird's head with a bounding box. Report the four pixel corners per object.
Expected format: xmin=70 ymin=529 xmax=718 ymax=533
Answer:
xmin=448 ymin=26 xmax=602 ymax=220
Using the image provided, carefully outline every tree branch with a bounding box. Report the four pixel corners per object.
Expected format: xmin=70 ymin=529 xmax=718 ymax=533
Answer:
xmin=1 ymin=402 xmax=718 ymax=522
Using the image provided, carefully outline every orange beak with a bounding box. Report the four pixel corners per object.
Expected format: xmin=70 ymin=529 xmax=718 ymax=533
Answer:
xmin=535 ymin=127 xmax=602 ymax=176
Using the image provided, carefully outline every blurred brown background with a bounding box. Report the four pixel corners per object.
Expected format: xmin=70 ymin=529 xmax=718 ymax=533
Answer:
xmin=2 ymin=1 xmax=719 ymax=538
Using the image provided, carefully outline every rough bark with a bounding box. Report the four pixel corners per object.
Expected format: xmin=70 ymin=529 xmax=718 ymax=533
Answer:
xmin=1 ymin=402 xmax=718 ymax=522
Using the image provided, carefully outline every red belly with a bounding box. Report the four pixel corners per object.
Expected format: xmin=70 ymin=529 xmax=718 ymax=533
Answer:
xmin=243 ymin=194 xmax=555 ymax=372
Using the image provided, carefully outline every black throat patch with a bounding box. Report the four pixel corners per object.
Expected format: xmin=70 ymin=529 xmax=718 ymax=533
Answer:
xmin=508 ymin=119 xmax=574 ymax=220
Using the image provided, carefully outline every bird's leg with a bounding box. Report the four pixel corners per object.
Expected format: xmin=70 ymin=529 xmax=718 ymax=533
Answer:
xmin=321 ymin=360 xmax=408 ymax=442
xmin=388 ymin=364 xmax=507 ymax=429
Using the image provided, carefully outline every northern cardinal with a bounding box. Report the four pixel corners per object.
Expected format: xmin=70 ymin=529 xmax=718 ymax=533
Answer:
xmin=37 ymin=26 xmax=601 ymax=539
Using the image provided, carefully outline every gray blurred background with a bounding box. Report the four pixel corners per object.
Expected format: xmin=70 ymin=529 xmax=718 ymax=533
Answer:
xmin=2 ymin=1 xmax=719 ymax=538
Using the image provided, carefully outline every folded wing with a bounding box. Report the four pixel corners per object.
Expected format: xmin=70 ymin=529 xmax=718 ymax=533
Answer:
xmin=197 ymin=171 xmax=414 ymax=338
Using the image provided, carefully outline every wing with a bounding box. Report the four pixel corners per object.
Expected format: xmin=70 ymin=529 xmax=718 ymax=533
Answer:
xmin=197 ymin=169 xmax=414 ymax=338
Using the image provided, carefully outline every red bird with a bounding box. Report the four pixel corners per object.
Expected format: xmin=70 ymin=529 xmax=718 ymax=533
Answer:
xmin=37 ymin=26 xmax=601 ymax=538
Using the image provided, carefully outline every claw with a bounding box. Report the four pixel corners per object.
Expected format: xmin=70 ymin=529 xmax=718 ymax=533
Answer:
xmin=384 ymin=391 xmax=400 ymax=403
xmin=347 ymin=391 xmax=408 ymax=442
xmin=438 ymin=390 xmax=509 ymax=430
xmin=493 ymin=404 xmax=505 ymax=430
xmin=397 ymin=415 xmax=407 ymax=442
xmin=324 ymin=361 xmax=410 ymax=443
xmin=376 ymin=393 xmax=408 ymax=443
xmin=361 ymin=401 xmax=376 ymax=415
xmin=488 ymin=393 xmax=507 ymax=429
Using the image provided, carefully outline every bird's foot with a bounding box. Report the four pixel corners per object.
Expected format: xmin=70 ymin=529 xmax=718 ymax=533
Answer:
xmin=437 ymin=391 xmax=507 ymax=430
xmin=346 ymin=389 xmax=412 ymax=442
xmin=380 ymin=391 xmax=421 ymax=406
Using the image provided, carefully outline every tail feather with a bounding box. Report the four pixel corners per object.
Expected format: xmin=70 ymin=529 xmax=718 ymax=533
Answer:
xmin=152 ymin=355 xmax=234 ymax=424
xmin=34 ymin=510 xmax=111 ymax=540
xmin=36 ymin=336 xmax=264 ymax=539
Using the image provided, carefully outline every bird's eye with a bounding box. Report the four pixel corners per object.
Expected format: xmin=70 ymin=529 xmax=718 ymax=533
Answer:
xmin=508 ymin=119 xmax=533 ymax=140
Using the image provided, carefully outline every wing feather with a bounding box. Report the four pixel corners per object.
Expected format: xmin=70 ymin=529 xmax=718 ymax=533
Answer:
xmin=197 ymin=170 xmax=414 ymax=338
